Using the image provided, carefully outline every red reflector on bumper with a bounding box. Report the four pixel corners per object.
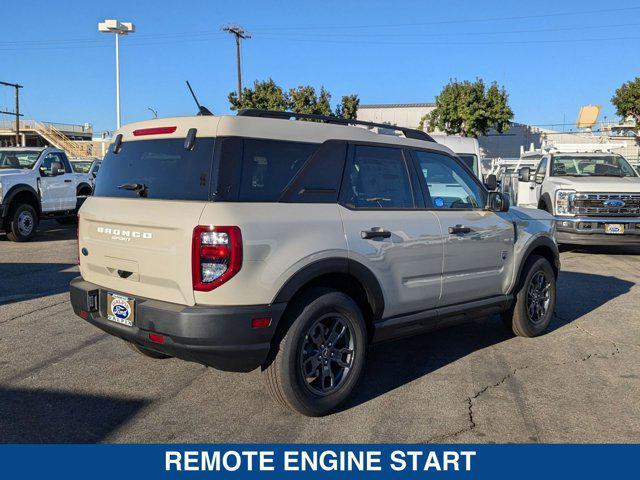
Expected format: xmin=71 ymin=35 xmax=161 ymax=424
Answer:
xmin=148 ymin=333 xmax=165 ymax=344
xmin=251 ymin=317 xmax=272 ymax=329
xmin=79 ymin=310 xmax=89 ymax=319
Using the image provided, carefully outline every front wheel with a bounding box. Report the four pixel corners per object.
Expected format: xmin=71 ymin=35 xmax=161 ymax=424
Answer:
xmin=502 ymin=255 xmax=556 ymax=337
xmin=5 ymin=204 xmax=38 ymax=242
xmin=262 ymin=289 xmax=367 ymax=416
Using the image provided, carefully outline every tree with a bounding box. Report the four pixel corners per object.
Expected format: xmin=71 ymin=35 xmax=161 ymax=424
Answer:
xmin=228 ymin=78 xmax=288 ymax=112
xmin=420 ymin=79 xmax=513 ymax=137
xmin=611 ymin=77 xmax=640 ymax=126
xmin=288 ymin=86 xmax=332 ymax=115
xmin=228 ymin=79 xmax=359 ymax=118
xmin=335 ymin=94 xmax=360 ymax=119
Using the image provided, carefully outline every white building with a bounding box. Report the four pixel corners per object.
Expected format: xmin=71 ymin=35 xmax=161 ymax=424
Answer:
xmin=357 ymin=103 xmax=435 ymax=130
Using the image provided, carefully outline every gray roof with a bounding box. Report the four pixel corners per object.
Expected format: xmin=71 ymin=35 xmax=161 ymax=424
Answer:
xmin=358 ymin=103 xmax=435 ymax=109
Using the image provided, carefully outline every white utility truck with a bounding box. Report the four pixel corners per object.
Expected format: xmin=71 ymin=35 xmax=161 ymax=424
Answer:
xmin=510 ymin=144 xmax=640 ymax=245
xmin=0 ymin=147 xmax=92 ymax=241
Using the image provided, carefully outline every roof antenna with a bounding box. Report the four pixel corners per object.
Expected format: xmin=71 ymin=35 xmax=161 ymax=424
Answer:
xmin=186 ymin=81 xmax=213 ymax=116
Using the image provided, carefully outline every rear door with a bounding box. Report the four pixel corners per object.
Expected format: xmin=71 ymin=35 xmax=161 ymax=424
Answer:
xmin=56 ymin=152 xmax=78 ymax=210
xmin=339 ymin=144 xmax=443 ymax=319
xmin=79 ymin=136 xmax=216 ymax=306
xmin=411 ymin=149 xmax=514 ymax=306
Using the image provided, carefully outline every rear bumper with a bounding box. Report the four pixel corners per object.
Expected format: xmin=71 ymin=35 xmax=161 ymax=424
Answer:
xmin=555 ymin=216 xmax=640 ymax=245
xmin=70 ymin=277 xmax=286 ymax=372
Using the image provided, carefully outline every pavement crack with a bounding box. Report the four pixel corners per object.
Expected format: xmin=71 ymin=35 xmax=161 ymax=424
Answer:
xmin=426 ymin=334 xmax=624 ymax=443
xmin=0 ymin=298 xmax=69 ymax=325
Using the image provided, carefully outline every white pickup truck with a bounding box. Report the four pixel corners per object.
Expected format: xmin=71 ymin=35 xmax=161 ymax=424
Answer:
xmin=0 ymin=147 xmax=93 ymax=241
xmin=512 ymin=145 xmax=640 ymax=245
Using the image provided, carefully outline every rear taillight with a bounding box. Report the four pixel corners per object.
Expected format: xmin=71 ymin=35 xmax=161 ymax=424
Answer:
xmin=192 ymin=226 xmax=242 ymax=291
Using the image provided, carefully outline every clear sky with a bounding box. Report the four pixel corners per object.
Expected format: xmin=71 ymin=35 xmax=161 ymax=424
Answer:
xmin=1 ymin=0 xmax=639 ymax=135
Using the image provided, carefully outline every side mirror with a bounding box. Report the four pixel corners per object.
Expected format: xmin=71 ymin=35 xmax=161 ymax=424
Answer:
xmin=484 ymin=174 xmax=497 ymax=191
xmin=518 ymin=167 xmax=531 ymax=182
xmin=487 ymin=191 xmax=510 ymax=212
xmin=51 ymin=161 xmax=65 ymax=176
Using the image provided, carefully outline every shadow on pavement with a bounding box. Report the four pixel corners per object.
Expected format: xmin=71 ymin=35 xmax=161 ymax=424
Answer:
xmin=341 ymin=270 xmax=634 ymax=412
xmin=0 ymin=220 xmax=76 ymax=243
xmin=0 ymin=263 xmax=78 ymax=306
xmin=0 ymin=387 xmax=148 ymax=443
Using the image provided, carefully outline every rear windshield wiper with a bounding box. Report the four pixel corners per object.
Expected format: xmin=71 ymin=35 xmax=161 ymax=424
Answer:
xmin=118 ymin=183 xmax=149 ymax=198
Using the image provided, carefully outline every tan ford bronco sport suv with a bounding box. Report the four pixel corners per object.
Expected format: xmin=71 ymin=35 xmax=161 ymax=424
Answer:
xmin=71 ymin=110 xmax=559 ymax=416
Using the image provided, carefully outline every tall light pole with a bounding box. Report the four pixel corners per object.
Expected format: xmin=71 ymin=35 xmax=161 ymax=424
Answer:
xmin=98 ymin=19 xmax=135 ymax=129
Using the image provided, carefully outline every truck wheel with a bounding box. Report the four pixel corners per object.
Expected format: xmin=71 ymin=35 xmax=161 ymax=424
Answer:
xmin=263 ymin=289 xmax=367 ymax=416
xmin=502 ymin=255 xmax=556 ymax=337
xmin=6 ymin=204 xmax=38 ymax=242
xmin=125 ymin=341 xmax=171 ymax=359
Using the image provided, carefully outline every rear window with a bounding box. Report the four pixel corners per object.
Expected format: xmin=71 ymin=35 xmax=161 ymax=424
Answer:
xmin=94 ymin=138 xmax=215 ymax=201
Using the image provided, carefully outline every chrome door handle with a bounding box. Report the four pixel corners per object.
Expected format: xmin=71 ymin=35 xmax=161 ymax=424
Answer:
xmin=448 ymin=225 xmax=471 ymax=235
xmin=361 ymin=227 xmax=391 ymax=239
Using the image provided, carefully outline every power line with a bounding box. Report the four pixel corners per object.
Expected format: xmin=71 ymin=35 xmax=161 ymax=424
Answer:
xmin=250 ymin=5 xmax=640 ymax=31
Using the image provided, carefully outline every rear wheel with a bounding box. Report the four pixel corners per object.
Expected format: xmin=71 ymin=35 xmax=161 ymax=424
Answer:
xmin=263 ymin=289 xmax=367 ymax=416
xmin=6 ymin=203 xmax=38 ymax=242
xmin=125 ymin=341 xmax=171 ymax=359
xmin=502 ymin=255 xmax=556 ymax=337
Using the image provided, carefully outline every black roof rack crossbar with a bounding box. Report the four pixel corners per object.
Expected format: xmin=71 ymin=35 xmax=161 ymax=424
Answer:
xmin=236 ymin=109 xmax=434 ymax=142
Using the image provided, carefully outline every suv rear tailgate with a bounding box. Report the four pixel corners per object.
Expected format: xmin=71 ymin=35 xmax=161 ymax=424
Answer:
xmin=79 ymin=197 xmax=206 ymax=306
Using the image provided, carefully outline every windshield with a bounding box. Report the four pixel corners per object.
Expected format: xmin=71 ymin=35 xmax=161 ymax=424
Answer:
xmin=0 ymin=150 xmax=40 ymax=170
xmin=552 ymin=155 xmax=638 ymax=177
xmin=456 ymin=154 xmax=478 ymax=175
xmin=71 ymin=161 xmax=93 ymax=173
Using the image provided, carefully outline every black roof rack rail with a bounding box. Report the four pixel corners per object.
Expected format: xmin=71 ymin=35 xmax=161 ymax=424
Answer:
xmin=236 ymin=109 xmax=435 ymax=142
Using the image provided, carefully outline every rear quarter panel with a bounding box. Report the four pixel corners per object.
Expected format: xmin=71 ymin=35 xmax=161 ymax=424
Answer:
xmin=195 ymin=203 xmax=348 ymax=306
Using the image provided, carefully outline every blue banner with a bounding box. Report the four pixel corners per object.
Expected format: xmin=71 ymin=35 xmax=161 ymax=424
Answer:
xmin=0 ymin=444 xmax=637 ymax=479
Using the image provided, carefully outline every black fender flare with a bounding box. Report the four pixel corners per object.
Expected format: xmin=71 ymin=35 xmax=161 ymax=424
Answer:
xmin=539 ymin=192 xmax=553 ymax=213
xmin=511 ymin=235 xmax=560 ymax=294
xmin=77 ymin=182 xmax=92 ymax=195
xmin=272 ymin=257 xmax=385 ymax=321
xmin=1 ymin=184 xmax=41 ymax=218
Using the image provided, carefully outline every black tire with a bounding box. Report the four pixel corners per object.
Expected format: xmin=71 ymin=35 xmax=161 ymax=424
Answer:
xmin=56 ymin=217 xmax=78 ymax=225
xmin=125 ymin=341 xmax=171 ymax=359
xmin=5 ymin=203 xmax=38 ymax=242
xmin=262 ymin=288 xmax=367 ymax=416
xmin=502 ymin=255 xmax=556 ymax=337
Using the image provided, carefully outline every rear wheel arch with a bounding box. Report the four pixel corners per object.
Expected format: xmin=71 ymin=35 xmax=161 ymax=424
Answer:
xmin=77 ymin=183 xmax=92 ymax=196
xmin=272 ymin=258 xmax=385 ymax=341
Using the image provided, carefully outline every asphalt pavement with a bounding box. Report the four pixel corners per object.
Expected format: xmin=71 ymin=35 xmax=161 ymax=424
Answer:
xmin=1 ymin=220 xmax=639 ymax=443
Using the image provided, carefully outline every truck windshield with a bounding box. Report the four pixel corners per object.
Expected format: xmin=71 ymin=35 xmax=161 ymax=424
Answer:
xmin=94 ymin=138 xmax=215 ymax=201
xmin=552 ymin=155 xmax=638 ymax=177
xmin=71 ymin=161 xmax=93 ymax=173
xmin=0 ymin=150 xmax=40 ymax=169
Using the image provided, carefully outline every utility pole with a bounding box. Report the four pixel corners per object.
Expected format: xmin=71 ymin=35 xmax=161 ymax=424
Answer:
xmin=222 ymin=25 xmax=251 ymax=102
xmin=0 ymin=81 xmax=24 ymax=146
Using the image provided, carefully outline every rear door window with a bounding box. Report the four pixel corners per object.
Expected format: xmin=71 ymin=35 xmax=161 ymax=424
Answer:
xmin=94 ymin=138 xmax=215 ymax=201
xmin=341 ymin=145 xmax=414 ymax=209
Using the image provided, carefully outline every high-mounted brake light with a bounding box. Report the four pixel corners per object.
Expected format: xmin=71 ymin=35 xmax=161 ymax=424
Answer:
xmin=192 ymin=226 xmax=242 ymax=291
xmin=132 ymin=126 xmax=177 ymax=136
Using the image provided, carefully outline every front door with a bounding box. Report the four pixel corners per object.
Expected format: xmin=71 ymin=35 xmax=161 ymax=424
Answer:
xmin=39 ymin=152 xmax=68 ymax=212
xmin=339 ymin=144 xmax=444 ymax=319
xmin=412 ymin=150 xmax=515 ymax=306
xmin=519 ymin=157 xmax=547 ymax=207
